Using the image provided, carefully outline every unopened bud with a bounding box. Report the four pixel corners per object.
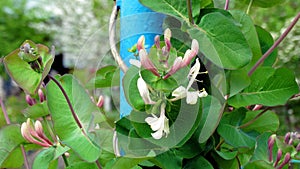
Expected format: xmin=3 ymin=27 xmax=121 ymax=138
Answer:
xmin=34 ymin=120 xmax=44 ymax=137
xmin=97 ymin=95 xmax=104 ymax=108
xmin=284 ymin=132 xmax=291 ymax=144
xmin=274 ymin=149 xmax=282 ymax=167
xmin=26 ymin=94 xmax=36 ymax=106
xmin=154 ymin=35 xmax=160 ymax=49
xmin=268 ymin=134 xmax=276 ymax=162
xmin=252 ymin=104 xmax=263 ymax=110
xmin=139 ymin=49 xmax=160 ymax=77
xmin=38 ymin=89 xmax=45 ymax=102
xmin=137 ymin=35 xmax=145 ymax=51
xmin=296 ymin=143 xmax=300 ymax=151
xmin=277 ymin=153 xmax=291 ymax=169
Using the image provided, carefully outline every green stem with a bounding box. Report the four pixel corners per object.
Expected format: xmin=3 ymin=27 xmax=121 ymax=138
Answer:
xmin=186 ymin=0 xmax=194 ymax=24
xmin=43 ymin=116 xmax=57 ymax=143
xmin=47 ymin=75 xmax=85 ymax=133
xmin=246 ymin=0 xmax=253 ymax=14
xmin=248 ymin=12 xmax=300 ymax=76
xmin=239 ymin=108 xmax=269 ymax=129
xmin=0 ymin=98 xmax=30 ymax=169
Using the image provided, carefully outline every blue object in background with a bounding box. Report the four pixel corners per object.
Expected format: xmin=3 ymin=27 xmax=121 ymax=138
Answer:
xmin=117 ymin=0 xmax=165 ymax=118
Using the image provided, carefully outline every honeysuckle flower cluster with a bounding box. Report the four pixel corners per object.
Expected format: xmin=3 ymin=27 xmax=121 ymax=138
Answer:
xmin=267 ymin=132 xmax=300 ymax=168
xmin=130 ymin=28 xmax=208 ymax=139
xmin=21 ymin=118 xmax=53 ymax=147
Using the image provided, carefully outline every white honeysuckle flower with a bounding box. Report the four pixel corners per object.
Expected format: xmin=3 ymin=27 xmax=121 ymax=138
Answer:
xmin=171 ymin=58 xmax=207 ymax=104
xmin=145 ymin=103 xmax=169 ymax=139
xmin=137 ymin=76 xmax=156 ymax=105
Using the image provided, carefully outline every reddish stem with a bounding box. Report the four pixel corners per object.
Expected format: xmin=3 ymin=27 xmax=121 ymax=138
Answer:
xmin=248 ymin=12 xmax=300 ymax=76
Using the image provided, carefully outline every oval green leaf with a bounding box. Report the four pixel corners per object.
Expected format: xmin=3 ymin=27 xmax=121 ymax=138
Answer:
xmin=46 ymin=75 xmax=101 ymax=162
xmin=189 ymin=12 xmax=252 ymax=69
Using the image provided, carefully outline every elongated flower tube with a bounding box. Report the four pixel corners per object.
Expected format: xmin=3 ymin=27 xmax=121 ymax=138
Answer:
xmin=181 ymin=39 xmax=199 ymax=67
xmin=21 ymin=118 xmax=53 ymax=147
xmin=97 ymin=95 xmax=104 ymax=108
xmin=145 ymin=103 xmax=169 ymax=139
xmin=137 ymin=76 xmax=156 ymax=105
xmin=268 ymin=134 xmax=276 ymax=162
xmin=163 ymin=39 xmax=199 ymax=79
xmin=277 ymin=153 xmax=291 ymax=169
xmin=38 ymin=89 xmax=45 ymax=103
xmin=139 ymin=49 xmax=160 ymax=77
xmin=274 ymin=149 xmax=282 ymax=167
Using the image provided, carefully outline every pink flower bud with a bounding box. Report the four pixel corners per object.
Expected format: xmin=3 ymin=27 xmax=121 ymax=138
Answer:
xmin=97 ymin=95 xmax=104 ymax=108
xmin=296 ymin=143 xmax=300 ymax=151
xmin=26 ymin=94 xmax=36 ymax=106
xmin=252 ymin=104 xmax=262 ymax=110
xmin=284 ymin=132 xmax=291 ymax=144
xmin=181 ymin=39 xmax=199 ymax=67
xmin=154 ymin=35 xmax=160 ymax=49
xmin=274 ymin=149 xmax=282 ymax=167
xmin=139 ymin=49 xmax=160 ymax=77
xmin=163 ymin=57 xmax=182 ymax=79
xmin=137 ymin=35 xmax=145 ymax=51
xmin=164 ymin=29 xmax=171 ymax=51
xmin=268 ymin=134 xmax=276 ymax=162
xmin=38 ymin=89 xmax=45 ymax=102
xmin=277 ymin=153 xmax=291 ymax=169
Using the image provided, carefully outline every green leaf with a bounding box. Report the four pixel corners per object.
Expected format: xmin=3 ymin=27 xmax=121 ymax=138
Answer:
xmin=215 ymin=150 xmax=238 ymax=160
xmin=46 ymin=75 xmax=101 ymax=162
xmin=243 ymin=160 xmax=274 ymax=169
xmin=141 ymin=69 xmax=179 ymax=93
xmin=250 ymin=132 xmax=273 ymax=162
xmin=0 ymin=124 xmax=25 ymax=167
xmin=228 ymin=67 xmax=299 ymax=107
xmin=241 ymin=0 xmax=286 ymax=8
xmin=86 ymin=65 xmax=120 ymax=88
xmin=189 ymin=12 xmax=252 ymax=69
xmin=217 ymin=108 xmax=256 ymax=148
xmin=66 ymin=162 xmax=98 ymax=169
xmin=3 ymin=41 xmax=54 ymax=94
xmin=230 ymin=10 xmax=262 ymax=70
xmin=151 ymin=150 xmax=182 ymax=169
xmin=218 ymin=123 xmax=256 ymax=148
xmin=256 ymin=26 xmax=278 ymax=66
xmin=1 ymin=147 xmax=23 ymax=168
xmin=197 ymin=96 xmax=223 ymax=143
xmin=33 ymin=147 xmax=55 ymax=169
xmin=183 ymin=156 xmax=214 ymax=169
xmin=227 ymin=69 xmax=251 ymax=97
xmin=123 ymin=66 xmax=146 ymax=111
xmin=104 ymin=157 xmax=149 ymax=169
xmin=242 ymin=110 xmax=279 ymax=133
xmin=23 ymin=102 xmax=49 ymax=118
xmin=139 ymin=0 xmax=201 ymax=24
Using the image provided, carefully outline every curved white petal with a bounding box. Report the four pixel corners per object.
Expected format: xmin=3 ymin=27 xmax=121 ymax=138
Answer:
xmin=151 ymin=128 xmax=164 ymax=139
xmin=187 ymin=58 xmax=200 ymax=90
xmin=186 ymin=91 xmax=199 ymax=104
xmin=137 ymin=77 xmax=156 ymax=104
xmin=172 ymin=86 xmax=187 ymax=99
